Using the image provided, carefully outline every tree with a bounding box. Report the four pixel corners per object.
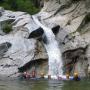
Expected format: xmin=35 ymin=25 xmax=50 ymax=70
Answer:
xmin=8 ymin=0 xmax=18 ymax=10
xmin=0 ymin=0 xmax=41 ymax=14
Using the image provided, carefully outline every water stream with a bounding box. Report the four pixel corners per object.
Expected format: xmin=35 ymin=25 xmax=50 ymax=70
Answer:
xmin=32 ymin=16 xmax=63 ymax=76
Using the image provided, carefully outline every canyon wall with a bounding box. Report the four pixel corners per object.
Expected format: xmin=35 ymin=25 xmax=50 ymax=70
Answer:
xmin=0 ymin=0 xmax=90 ymax=77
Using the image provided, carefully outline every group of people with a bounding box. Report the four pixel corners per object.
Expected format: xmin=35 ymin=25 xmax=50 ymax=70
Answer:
xmin=21 ymin=70 xmax=80 ymax=81
xmin=66 ymin=72 xmax=81 ymax=81
xmin=47 ymin=72 xmax=80 ymax=81
xmin=21 ymin=71 xmax=45 ymax=79
xmin=21 ymin=70 xmax=36 ymax=79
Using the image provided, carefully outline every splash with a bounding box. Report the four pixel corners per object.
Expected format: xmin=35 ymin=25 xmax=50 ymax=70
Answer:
xmin=32 ymin=16 xmax=63 ymax=76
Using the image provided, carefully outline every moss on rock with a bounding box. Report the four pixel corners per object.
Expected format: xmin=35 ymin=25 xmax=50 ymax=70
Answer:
xmin=3 ymin=23 xmax=12 ymax=34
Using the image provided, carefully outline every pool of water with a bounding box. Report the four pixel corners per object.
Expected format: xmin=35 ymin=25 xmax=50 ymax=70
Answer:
xmin=0 ymin=78 xmax=90 ymax=90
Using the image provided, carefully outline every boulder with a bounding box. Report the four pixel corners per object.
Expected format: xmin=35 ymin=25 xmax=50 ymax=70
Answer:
xmin=28 ymin=27 xmax=44 ymax=39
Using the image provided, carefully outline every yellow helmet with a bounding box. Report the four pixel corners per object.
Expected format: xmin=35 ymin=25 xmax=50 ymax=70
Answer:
xmin=74 ymin=72 xmax=78 ymax=77
xmin=66 ymin=74 xmax=70 ymax=79
xmin=40 ymin=72 xmax=44 ymax=75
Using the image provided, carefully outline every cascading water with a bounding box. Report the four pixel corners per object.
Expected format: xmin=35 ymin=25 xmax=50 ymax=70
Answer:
xmin=32 ymin=16 xmax=63 ymax=76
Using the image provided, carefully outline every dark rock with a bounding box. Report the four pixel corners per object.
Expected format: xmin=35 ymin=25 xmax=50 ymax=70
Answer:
xmin=52 ymin=25 xmax=60 ymax=35
xmin=18 ymin=59 xmax=48 ymax=72
xmin=6 ymin=42 xmax=12 ymax=48
xmin=63 ymin=46 xmax=88 ymax=60
xmin=28 ymin=27 xmax=44 ymax=39
xmin=42 ymin=35 xmax=49 ymax=44
xmin=0 ymin=42 xmax=12 ymax=56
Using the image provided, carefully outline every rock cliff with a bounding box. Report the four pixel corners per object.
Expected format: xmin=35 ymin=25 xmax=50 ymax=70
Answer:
xmin=0 ymin=0 xmax=90 ymax=77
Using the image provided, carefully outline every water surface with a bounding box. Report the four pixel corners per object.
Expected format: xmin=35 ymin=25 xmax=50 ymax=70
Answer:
xmin=0 ymin=78 xmax=90 ymax=90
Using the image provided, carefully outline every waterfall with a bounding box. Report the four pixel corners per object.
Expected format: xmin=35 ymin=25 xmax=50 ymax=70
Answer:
xmin=32 ymin=16 xmax=63 ymax=76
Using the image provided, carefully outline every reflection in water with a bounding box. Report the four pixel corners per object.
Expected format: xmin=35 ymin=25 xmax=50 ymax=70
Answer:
xmin=0 ymin=79 xmax=90 ymax=90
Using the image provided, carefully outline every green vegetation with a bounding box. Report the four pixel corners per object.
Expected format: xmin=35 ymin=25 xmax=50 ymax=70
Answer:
xmin=0 ymin=0 xmax=41 ymax=15
xmin=2 ymin=20 xmax=14 ymax=34
xmin=3 ymin=23 xmax=12 ymax=34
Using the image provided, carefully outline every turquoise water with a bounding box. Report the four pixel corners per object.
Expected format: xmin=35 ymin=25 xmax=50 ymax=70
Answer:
xmin=0 ymin=79 xmax=90 ymax=90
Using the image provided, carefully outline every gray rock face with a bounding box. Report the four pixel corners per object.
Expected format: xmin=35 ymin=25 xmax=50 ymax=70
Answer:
xmin=40 ymin=0 xmax=90 ymax=77
xmin=0 ymin=8 xmax=48 ymax=77
xmin=0 ymin=0 xmax=90 ymax=77
xmin=0 ymin=42 xmax=11 ymax=57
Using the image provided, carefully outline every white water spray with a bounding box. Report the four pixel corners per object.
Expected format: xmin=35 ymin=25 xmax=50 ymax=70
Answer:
xmin=32 ymin=16 xmax=63 ymax=76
